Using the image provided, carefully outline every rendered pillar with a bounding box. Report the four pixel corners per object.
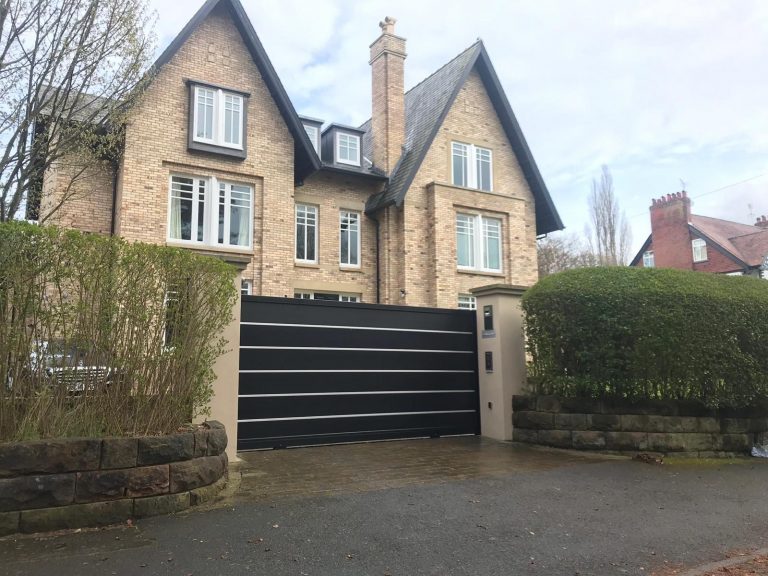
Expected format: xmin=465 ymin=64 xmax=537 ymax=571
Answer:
xmin=470 ymin=284 xmax=528 ymax=441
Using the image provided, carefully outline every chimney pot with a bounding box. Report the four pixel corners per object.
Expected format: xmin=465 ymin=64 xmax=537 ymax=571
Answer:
xmin=755 ymin=215 xmax=768 ymax=229
xmin=379 ymin=16 xmax=397 ymax=35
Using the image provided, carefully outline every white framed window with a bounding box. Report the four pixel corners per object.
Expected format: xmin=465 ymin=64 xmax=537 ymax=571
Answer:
xmin=168 ymin=175 xmax=252 ymax=249
xmin=336 ymin=132 xmax=360 ymax=166
xmin=293 ymin=291 xmax=359 ymax=302
xmin=456 ymin=213 xmax=502 ymax=272
xmin=295 ymin=204 xmax=318 ymax=263
xmin=241 ymin=280 xmax=252 ymax=296
xmin=452 ymin=142 xmax=493 ymax=192
xmin=193 ymin=86 xmax=244 ymax=149
xmin=643 ymin=250 xmax=655 ymax=268
xmin=304 ymin=124 xmax=319 ymax=154
xmin=692 ymin=238 xmax=707 ymax=262
xmin=458 ymin=294 xmax=477 ymax=310
xmin=340 ymin=211 xmax=360 ymax=267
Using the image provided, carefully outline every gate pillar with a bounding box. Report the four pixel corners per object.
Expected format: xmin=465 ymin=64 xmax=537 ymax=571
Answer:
xmin=470 ymin=284 xmax=527 ymax=441
xmin=196 ymin=254 xmax=248 ymax=461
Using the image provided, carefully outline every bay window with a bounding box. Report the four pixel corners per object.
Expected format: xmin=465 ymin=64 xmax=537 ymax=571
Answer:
xmin=168 ymin=174 xmax=252 ymax=249
xmin=456 ymin=213 xmax=502 ymax=272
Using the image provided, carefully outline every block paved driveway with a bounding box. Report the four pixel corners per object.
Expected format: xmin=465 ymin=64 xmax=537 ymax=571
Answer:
xmin=2 ymin=437 xmax=768 ymax=576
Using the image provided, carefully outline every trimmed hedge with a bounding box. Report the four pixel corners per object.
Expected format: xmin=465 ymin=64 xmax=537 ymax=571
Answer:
xmin=522 ymin=267 xmax=768 ymax=407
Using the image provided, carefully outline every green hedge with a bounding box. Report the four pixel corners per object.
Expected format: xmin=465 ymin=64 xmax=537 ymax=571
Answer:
xmin=0 ymin=222 xmax=237 ymax=441
xmin=522 ymin=267 xmax=768 ymax=407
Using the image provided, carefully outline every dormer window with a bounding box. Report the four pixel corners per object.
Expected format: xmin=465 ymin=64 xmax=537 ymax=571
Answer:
xmin=336 ymin=132 xmax=360 ymax=166
xmin=188 ymin=81 xmax=248 ymax=159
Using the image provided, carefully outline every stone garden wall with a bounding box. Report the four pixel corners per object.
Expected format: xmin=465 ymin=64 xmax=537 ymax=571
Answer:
xmin=513 ymin=396 xmax=768 ymax=456
xmin=0 ymin=421 xmax=228 ymax=536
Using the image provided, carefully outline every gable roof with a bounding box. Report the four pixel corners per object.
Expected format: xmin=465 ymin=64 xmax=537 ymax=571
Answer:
xmin=631 ymin=214 xmax=768 ymax=269
xmin=151 ymin=0 xmax=320 ymax=181
xmin=363 ymin=41 xmax=563 ymax=235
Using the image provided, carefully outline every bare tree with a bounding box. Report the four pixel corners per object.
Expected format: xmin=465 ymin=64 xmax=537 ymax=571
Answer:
xmin=537 ymin=232 xmax=598 ymax=277
xmin=0 ymin=0 xmax=155 ymax=222
xmin=586 ymin=165 xmax=632 ymax=265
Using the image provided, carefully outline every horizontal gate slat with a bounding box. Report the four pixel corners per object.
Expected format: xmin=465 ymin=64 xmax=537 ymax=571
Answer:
xmin=237 ymin=411 xmax=478 ymax=450
xmin=241 ymin=296 xmax=475 ymax=332
xmin=239 ymin=371 xmax=476 ymax=395
xmin=238 ymin=391 xmax=478 ymax=420
xmin=239 ymin=349 xmax=475 ymax=371
xmin=239 ymin=325 xmax=475 ymax=350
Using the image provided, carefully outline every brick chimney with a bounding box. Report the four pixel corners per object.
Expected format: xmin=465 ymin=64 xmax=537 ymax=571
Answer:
xmin=755 ymin=215 xmax=768 ymax=229
xmin=370 ymin=16 xmax=406 ymax=174
xmin=649 ymin=191 xmax=693 ymax=269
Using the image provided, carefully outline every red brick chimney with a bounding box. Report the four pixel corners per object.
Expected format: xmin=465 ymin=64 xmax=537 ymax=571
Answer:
xmin=755 ymin=215 xmax=768 ymax=229
xmin=370 ymin=17 xmax=406 ymax=174
xmin=649 ymin=191 xmax=693 ymax=269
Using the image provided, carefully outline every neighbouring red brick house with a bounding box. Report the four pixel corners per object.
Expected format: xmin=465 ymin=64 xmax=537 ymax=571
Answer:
xmin=630 ymin=191 xmax=768 ymax=278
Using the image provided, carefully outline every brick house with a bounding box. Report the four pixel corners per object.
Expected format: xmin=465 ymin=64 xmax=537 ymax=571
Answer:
xmin=630 ymin=191 xmax=768 ymax=277
xmin=34 ymin=0 xmax=563 ymax=309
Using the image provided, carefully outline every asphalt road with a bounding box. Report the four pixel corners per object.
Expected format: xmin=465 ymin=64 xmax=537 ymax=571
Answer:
xmin=1 ymin=448 xmax=767 ymax=576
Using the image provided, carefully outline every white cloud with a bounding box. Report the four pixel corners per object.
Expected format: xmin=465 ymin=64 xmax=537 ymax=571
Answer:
xmin=148 ymin=0 xmax=768 ymax=253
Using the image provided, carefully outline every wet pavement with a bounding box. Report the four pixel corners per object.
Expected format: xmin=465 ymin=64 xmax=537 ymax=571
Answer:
xmin=1 ymin=437 xmax=767 ymax=576
xmin=237 ymin=436 xmax=605 ymax=500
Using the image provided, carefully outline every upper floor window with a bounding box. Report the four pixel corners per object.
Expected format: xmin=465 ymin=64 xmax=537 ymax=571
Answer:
xmin=336 ymin=132 xmax=360 ymax=166
xmin=456 ymin=213 xmax=502 ymax=272
xmin=643 ymin=250 xmax=655 ymax=268
xmin=304 ymin=124 xmax=320 ymax=154
xmin=692 ymin=238 xmax=707 ymax=262
xmin=189 ymin=83 xmax=247 ymax=157
xmin=168 ymin=174 xmax=252 ymax=249
xmin=295 ymin=204 xmax=318 ymax=263
xmin=340 ymin=211 xmax=360 ymax=267
xmin=451 ymin=142 xmax=493 ymax=192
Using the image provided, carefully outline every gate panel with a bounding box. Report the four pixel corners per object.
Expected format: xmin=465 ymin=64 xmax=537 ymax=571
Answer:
xmin=238 ymin=296 xmax=479 ymax=450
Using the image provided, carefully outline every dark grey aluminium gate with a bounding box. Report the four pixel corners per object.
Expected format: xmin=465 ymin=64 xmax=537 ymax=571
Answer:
xmin=237 ymin=296 xmax=479 ymax=450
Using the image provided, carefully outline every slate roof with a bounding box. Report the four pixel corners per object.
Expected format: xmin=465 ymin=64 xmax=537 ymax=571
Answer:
xmin=362 ymin=41 xmax=563 ymax=235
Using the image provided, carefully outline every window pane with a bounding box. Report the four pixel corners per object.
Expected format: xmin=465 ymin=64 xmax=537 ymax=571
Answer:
xmin=296 ymin=225 xmax=305 ymax=259
xmin=456 ymin=214 xmax=474 ymax=267
xmin=304 ymin=125 xmax=319 ymax=152
xmin=196 ymin=88 xmax=214 ymax=140
xmin=452 ymin=143 xmax=468 ymax=187
xmin=170 ymin=176 xmax=202 ymax=242
xmin=228 ymin=184 xmax=251 ymax=246
xmin=476 ymin=148 xmax=492 ymax=191
xmin=224 ymin=94 xmax=241 ymax=145
xmin=483 ymin=217 xmax=501 ymax=270
xmin=218 ymin=185 xmax=225 ymax=244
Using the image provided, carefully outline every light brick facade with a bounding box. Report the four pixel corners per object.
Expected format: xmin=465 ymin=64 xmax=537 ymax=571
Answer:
xmin=38 ymin=2 xmax=555 ymax=309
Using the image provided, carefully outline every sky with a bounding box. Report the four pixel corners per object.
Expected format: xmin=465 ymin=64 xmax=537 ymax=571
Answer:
xmin=148 ymin=0 xmax=768 ymax=257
